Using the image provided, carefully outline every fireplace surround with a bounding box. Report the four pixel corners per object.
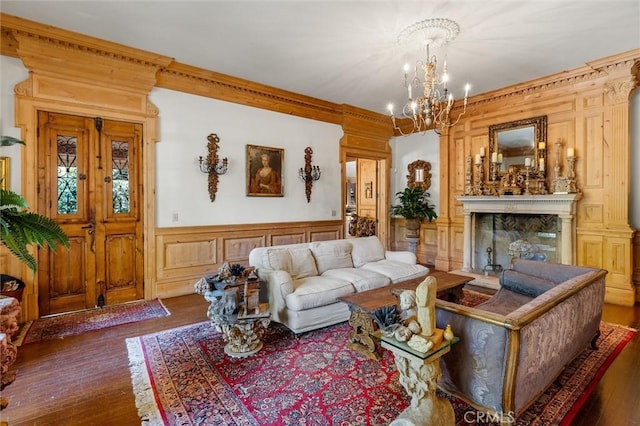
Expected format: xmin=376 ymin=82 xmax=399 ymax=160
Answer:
xmin=457 ymin=194 xmax=582 ymax=275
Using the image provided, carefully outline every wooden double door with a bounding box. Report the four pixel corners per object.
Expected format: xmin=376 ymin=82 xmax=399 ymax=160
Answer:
xmin=37 ymin=112 xmax=144 ymax=315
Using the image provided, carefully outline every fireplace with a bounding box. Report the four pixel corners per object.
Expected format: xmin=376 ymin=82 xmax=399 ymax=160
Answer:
xmin=457 ymin=194 xmax=581 ymax=275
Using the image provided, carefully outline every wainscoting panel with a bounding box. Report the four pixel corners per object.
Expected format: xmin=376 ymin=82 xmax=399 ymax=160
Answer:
xmin=390 ymin=218 xmax=437 ymax=266
xmin=155 ymin=220 xmax=343 ymax=298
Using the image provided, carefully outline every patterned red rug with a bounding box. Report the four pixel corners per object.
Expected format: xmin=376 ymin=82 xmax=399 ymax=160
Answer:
xmin=126 ymin=293 xmax=635 ymax=425
xmin=18 ymin=299 xmax=170 ymax=345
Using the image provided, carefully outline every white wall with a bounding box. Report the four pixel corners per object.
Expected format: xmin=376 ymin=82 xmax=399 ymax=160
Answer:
xmin=389 ymin=131 xmax=441 ymax=215
xmin=0 ymin=56 xmax=29 ymax=193
xmin=150 ymin=88 xmax=343 ymax=227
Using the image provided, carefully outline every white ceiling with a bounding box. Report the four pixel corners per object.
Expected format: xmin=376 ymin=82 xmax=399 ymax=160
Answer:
xmin=2 ymin=1 xmax=639 ymax=114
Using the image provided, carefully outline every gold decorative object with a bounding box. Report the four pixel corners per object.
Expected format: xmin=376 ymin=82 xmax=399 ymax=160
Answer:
xmin=551 ymin=139 xmax=578 ymax=194
xmin=198 ymin=133 xmax=228 ymax=202
xmin=463 ymin=116 xmax=551 ymax=196
xmin=407 ymin=160 xmax=432 ymax=191
xmin=297 ymin=146 xmax=321 ymax=203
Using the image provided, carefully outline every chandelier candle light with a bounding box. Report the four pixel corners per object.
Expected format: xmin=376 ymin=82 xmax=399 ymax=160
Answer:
xmin=388 ymin=18 xmax=471 ymax=135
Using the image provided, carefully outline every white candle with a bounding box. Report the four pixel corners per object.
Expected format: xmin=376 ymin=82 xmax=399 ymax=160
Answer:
xmin=408 ymin=84 xmax=412 ymax=99
xmin=498 ymin=153 xmax=503 ymax=163
xmin=464 ymin=83 xmax=470 ymax=98
xmin=387 ymin=104 xmax=394 ymax=115
xmin=539 ymin=158 xmax=545 ymax=171
xmin=538 ymin=142 xmax=546 ymax=150
xmin=491 ymin=152 xmax=498 ymax=163
xmin=480 ymin=147 xmax=485 ymax=157
xmin=567 ymin=148 xmax=575 ymax=158
xmin=475 ymin=154 xmax=481 ymax=164
xmin=525 ymin=158 xmax=531 ymax=167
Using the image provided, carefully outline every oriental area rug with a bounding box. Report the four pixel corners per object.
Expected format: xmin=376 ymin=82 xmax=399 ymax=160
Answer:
xmin=18 ymin=298 xmax=170 ymax=345
xmin=126 ymin=294 xmax=635 ymax=425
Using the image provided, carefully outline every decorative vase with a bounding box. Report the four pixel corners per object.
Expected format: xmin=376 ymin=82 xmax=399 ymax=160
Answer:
xmin=405 ymin=218 xmax=421 ymax=239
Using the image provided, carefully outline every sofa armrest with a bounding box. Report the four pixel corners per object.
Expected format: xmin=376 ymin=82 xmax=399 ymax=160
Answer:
xmin=435 ymin=299 xmax=510 ymax=413
xmin=505 ymin=270 xmax=606 ymax=413
xmin=385 ymin=250 xmax=417 ymax=264
xmin=257 ymin=269 xmax=294 ymax=324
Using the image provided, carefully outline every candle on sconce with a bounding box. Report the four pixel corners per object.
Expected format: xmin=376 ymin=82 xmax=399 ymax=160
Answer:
xmin=480 ymin=147 xmax=485 ymax=157
xmin=538 ymin=142 xmax=546 ymax=150
xmin=525 ymin=157 xmax=531 ymax=167
xmin=491 ymin=152 xmax=498 ymax=163
xmin=567 ymin=148 xmax=575 ymax=158
xmin=539 ymin=158 xmax=545 ymax=171
xmin=475 ymin=154 xmax=481 ymax=164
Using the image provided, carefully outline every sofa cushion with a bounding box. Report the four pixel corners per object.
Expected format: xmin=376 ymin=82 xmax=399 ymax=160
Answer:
xmin=349 ymin=236 xmax=385 ymax=268
xmin=289 ymin=247 xmax=318 ymax=279
xmin=262 ymin=248 xmax=293 ymax=272
xmin=321 ymin=268 xmax=391 ymax=292
xmin=500 ymin=269 xmax=556 ymax=298
xmin=285 ymin=276 xmax=354 ymax=311
xmin=309 ymin=240 xmax=353 ymax=274
xmin=361 ymin=259 xmax=428 ymax=283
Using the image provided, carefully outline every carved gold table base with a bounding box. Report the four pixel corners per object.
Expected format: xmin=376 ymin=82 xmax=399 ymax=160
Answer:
xmin=346 ymin=309 xmax=381 ymax=361
xmin=382 ymin=337 xmax=458 ymax=426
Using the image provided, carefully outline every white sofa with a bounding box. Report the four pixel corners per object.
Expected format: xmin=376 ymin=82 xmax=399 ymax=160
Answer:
xmin=248 ymin=236 xmax=428 ymax=334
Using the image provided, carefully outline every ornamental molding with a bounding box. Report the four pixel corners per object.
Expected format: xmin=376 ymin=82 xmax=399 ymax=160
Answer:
xmin=604 ymin=77 xmax=638 ymax=103
xmin=457 ymin=194 xmax=582 ymax=216
xmin=467 ymin=53 xmax=640 ymax=107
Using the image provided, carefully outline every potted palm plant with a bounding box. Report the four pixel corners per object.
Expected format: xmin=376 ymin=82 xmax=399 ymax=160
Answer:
xmin=390 ymin=187 xmax=438 ymax=238
xmin=1 ymin=136 xmax=69 ymax=273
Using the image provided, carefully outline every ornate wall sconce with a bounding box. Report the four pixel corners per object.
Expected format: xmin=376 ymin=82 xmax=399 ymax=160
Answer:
xmin=198 ymin=133 xmax=228 ymax=202
xmin=298 ymin=147 xmax=321 ymax=202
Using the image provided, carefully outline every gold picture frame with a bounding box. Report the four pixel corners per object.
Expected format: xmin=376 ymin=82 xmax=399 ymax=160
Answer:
xmin=246 ymin=144 xmax=284 ymax=197
xmin=0 ymin=156 xmax=9 ymax=190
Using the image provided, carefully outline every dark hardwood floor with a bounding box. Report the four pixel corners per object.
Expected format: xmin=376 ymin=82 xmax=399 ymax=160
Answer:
xmin=1 ymin=292 xmax=638 ymax=425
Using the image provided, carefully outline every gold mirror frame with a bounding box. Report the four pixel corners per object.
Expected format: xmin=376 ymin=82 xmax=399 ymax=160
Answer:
xmin=488 ymin=116 xmax=548 ymax=195
xmin=407 ymin=160 xmax=432 ymax=191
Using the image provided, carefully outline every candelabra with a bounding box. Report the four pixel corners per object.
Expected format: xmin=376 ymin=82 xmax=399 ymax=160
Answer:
xmin=464 ymin=155 xmax=473 ymax=195
xmin=489 ymin=155 xmax=501 ymax=182
xmin=551 ymin=139 xmax=578 ymax=194
xmin=472 ymin=153 xmax=485 ymax=195
xmin=198 ymin=133 xmax=228 ymax=202
xmin=523 ymin=165 xmax=531 ymax=195
xmin=298 ymin=147 xmax=321 ymax=202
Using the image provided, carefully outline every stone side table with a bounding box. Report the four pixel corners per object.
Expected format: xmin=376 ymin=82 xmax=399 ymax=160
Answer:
xmin=195 ymin=276 xmax=270 ymax=358
xmin=381 ymin=335 xmax=459 ymax=426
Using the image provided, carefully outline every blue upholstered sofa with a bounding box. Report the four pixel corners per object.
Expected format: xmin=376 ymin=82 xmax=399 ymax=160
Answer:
xmin=435 ymin=259 xmax=607 ymax=422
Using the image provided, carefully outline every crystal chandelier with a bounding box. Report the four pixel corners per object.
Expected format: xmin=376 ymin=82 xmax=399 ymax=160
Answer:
xmin=387 ymin=18 xmax=470 ymax=135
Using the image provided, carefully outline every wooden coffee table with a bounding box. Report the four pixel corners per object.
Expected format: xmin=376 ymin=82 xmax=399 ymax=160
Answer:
xmin=338 ymin=271 xmax=473 ymax=360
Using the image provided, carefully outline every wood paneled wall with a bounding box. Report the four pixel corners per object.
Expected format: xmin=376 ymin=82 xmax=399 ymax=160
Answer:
xmin=0 ymin=13 xmax=391 ymax=319
xmin=390 ymin=218 xmax=438 ymax=267
xmin=435 ymin=50 xmax=640 ymax=306
xmin=155 ymin=220 xmax=343 ymax=298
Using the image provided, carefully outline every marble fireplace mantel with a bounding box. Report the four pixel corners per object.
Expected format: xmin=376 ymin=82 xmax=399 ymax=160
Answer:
xmin=457 ymin=194 xmax=582 ymax=272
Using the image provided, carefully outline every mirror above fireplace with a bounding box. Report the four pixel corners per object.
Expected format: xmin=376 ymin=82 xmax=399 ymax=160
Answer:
xmin=488 ymin=115 xmax=548 ymax=195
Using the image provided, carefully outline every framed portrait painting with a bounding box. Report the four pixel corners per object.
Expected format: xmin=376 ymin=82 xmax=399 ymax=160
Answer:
xmin=246 ymin=144 xmax=284 ymax=197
